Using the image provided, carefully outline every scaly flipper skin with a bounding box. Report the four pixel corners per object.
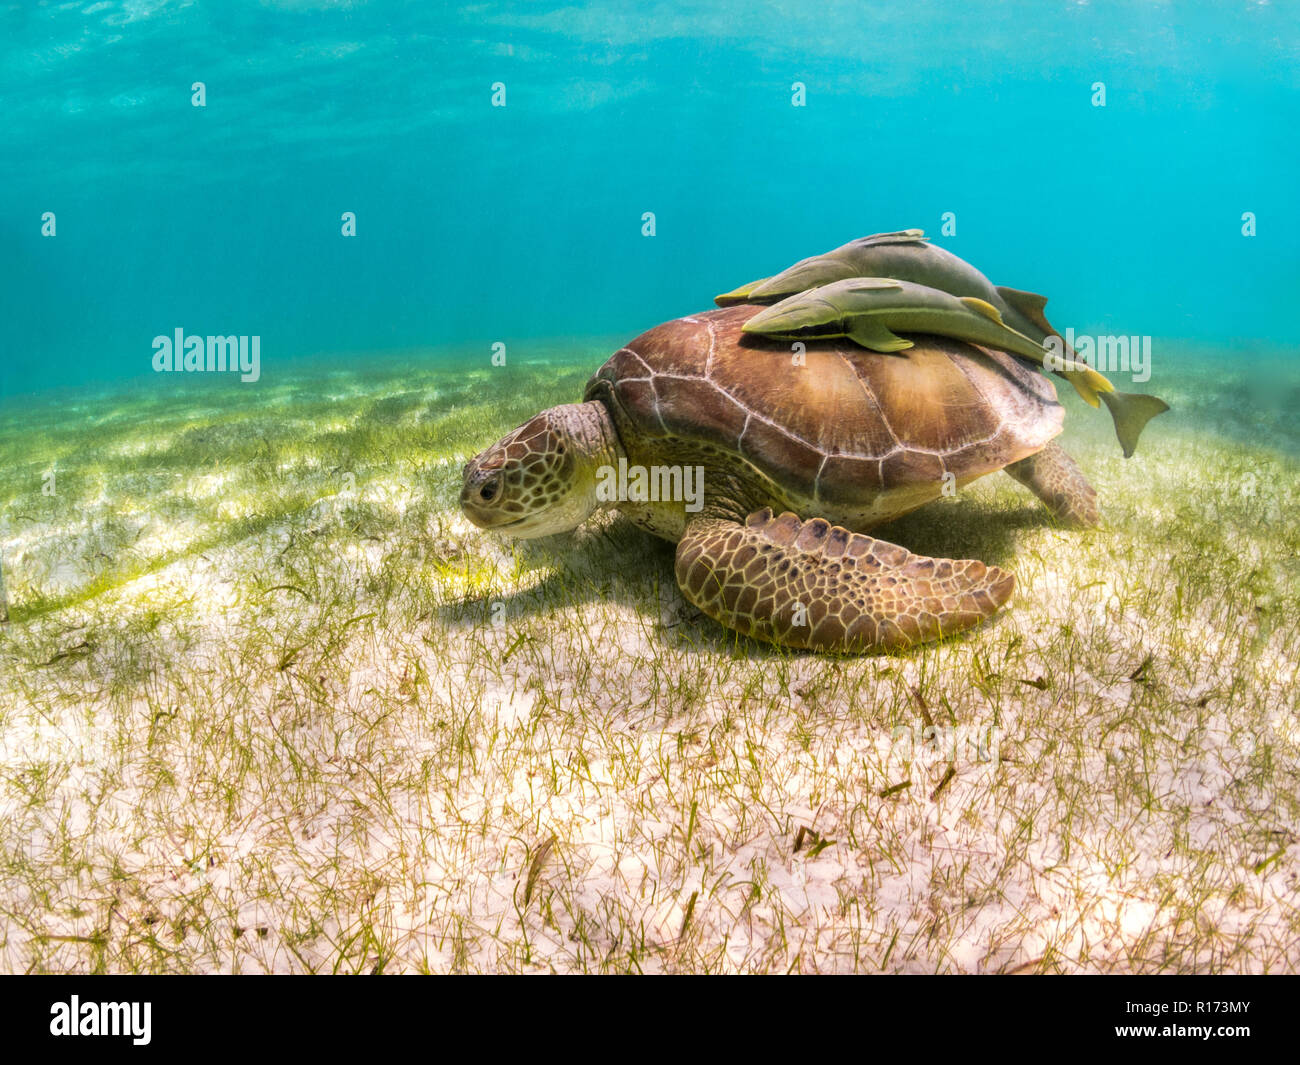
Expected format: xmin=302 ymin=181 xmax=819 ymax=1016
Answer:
xmin=674 ymin=508 xmax=1015 ymax=653
xmin=1004 ymin=440 xmax=1100 ymax=526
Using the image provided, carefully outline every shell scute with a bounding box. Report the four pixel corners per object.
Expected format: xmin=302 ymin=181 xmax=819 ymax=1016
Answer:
xmin=584 ymin=305 xmax=1063 ymax=503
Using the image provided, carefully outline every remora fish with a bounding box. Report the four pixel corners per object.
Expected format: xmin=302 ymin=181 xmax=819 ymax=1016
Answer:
xmin=717 ymin=230 xmax=927 ymax=306
xmin=742 ymin=278 xmax=1169 ymax=457
xmin=717 ymin=229 xmax=1073 ymax=361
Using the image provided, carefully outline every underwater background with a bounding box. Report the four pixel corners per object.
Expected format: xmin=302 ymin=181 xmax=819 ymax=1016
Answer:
xmin=2 ymin=1 xmax=1299 ymax=977
xmin=2 ymin=0 xmax=1298 ymax=402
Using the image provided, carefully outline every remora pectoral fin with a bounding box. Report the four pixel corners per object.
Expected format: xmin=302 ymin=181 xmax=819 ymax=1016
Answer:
xmin=1099 ymin=391 xmax=1171 ymax=458
xmin=846 ymin=318 xmax=914 ymax=352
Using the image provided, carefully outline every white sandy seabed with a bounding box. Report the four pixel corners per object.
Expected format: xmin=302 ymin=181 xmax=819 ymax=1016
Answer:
xmin=0 ymin=362 xmax=1298 ymax=973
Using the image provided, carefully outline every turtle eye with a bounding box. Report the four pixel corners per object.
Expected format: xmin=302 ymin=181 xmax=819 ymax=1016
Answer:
xmin=479 ymin=477 xmax=500 ymax=503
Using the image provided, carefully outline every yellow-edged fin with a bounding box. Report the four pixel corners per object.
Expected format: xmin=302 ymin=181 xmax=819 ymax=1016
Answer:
xmin=959 ymin=296 xmax=1004 ymax=323
xmin=1077 ymin=363 xmax=1115 ymax=396
xmin=1054 ymin=360 xmax=1114 ymax=408
xmin=1059 ymin=369 xmax=1102 ymax=407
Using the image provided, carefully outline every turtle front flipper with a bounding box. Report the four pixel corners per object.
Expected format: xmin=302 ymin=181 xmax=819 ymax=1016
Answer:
xmin=674 ymin=509 xmax=1015 ymax=653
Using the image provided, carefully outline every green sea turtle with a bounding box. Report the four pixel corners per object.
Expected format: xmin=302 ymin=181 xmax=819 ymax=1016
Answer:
xmin=743 ymin=276 xmax=1170 ymax=457
xmin=461 ymin=305 xmax=1100 ymax=654
xmin=717 ymin=229 xmax=1170 ymax=456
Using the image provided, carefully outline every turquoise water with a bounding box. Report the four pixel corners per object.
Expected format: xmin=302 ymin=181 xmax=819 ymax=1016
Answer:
xmin=2 ymin=1 xmax=1297 ymax=400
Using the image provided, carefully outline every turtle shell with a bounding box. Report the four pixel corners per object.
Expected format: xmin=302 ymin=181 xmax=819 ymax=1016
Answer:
xmin=583 ymin=304 xmax=1063 ymax=517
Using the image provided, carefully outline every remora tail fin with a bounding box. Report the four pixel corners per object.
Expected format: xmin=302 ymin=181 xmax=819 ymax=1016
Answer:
xmin=1099 ymin=391 xmax=1171 ymax=458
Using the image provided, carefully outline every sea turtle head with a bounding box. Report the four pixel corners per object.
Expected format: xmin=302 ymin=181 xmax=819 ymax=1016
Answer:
xmin=461 ymin=402 xmax=615 ymax=538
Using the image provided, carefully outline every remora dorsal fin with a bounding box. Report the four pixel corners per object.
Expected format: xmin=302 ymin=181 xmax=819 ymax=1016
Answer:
xmin=848 ymin=229 xmax=928 ymax=249
xmin=960 ymin=296 xmax=1004 ymax=323
xmin=845 ymin=277 xmax=904 ymax=294
xmin=996 ymin=286 xmax=1059 ymax=336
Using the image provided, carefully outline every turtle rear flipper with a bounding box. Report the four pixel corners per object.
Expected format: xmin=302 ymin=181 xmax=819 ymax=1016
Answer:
xmin=674 ymin=509 xmax=1014 ymax=653
xmin=1005 ymin=440 xmax=1100 ymax=526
